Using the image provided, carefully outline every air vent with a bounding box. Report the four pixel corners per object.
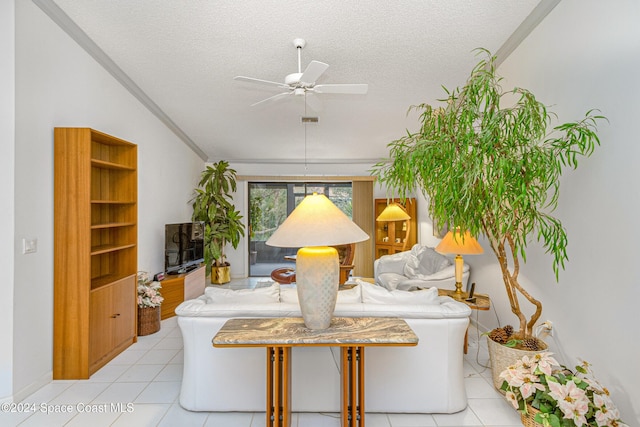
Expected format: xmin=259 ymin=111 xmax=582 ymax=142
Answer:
xmin=301 ymin=116 xmax=319 ymax=123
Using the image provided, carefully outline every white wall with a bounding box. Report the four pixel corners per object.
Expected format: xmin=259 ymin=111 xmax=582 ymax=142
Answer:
xmin=10 ymin=0 xmax=204 ymax=401
xmin=0 ymin=0 xmax=16 ymax=403
xmin=468 ymin=0 xmax=639 ymax=422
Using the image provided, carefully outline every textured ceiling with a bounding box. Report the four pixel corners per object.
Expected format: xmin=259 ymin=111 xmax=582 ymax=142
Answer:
xmin=45 ymin=0 xmax=542 ymax=163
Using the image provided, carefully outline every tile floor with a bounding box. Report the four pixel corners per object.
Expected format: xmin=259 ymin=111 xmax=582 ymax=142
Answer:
xmin=2 ymin=280 xmax=523 ymax=427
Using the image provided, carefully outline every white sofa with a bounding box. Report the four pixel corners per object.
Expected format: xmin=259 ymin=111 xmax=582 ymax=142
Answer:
xmin=374 ymin=244 xmax=470 ymax=291
xmin=175 ymin=281 xmax=471 ymax=414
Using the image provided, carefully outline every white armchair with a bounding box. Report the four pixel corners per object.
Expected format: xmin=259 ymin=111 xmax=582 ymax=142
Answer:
xmin=373 ymin=244 xmax=469 ymax=291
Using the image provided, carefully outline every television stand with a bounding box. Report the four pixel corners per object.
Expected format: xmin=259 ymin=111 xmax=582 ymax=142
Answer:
xmin=160 ymin=265 xmax=205 ymax=320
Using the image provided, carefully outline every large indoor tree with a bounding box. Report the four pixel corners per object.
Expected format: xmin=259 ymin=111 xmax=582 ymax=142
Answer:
xmin=372 ymin=49 xmax=605 ymax=341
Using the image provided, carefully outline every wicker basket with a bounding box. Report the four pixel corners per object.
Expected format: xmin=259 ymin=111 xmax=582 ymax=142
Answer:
xmin=521 ymin=405 xmax=543 ymax=427
xmin=487 ymin=336 xmax=547 ymax=390
xmin=138 ymin=306 xmax=161 ymax=336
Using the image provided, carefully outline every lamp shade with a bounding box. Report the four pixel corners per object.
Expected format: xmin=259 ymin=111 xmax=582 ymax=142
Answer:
xmin=435 ymin=229 xmax=484 ymax=255
xmin=376 ymin=203 xmax=411 ymax=222
xmin=266 ymin=193 xmax=369 ymax=248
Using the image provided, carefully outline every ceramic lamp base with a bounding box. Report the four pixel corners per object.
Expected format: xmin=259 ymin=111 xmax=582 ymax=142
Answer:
xmin=296 ymin=246 xmax=339 ymax=329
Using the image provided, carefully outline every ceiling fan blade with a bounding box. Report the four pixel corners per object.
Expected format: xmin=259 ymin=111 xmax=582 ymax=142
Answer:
xmin=313 ymin=83 xmax=368 ymax=94
xmin=300 ymin=60 xmax=329 ymax=84
xmin=250 ymin=91 xmax=292 ymax=107
xmin=234 ymin=76 xmax=290 ymax=89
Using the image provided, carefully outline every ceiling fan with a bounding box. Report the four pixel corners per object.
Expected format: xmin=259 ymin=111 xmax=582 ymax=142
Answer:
xmin=234 ymin=38 xmax=368 ymax=107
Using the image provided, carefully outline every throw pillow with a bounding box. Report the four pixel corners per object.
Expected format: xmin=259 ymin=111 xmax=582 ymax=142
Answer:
xmin=403 ymin=245 xmax=450 ymax=278
xmin=205 ymin=281 xmax=280 ymax=304
xmin=358 ymin=279 xmax=439 ymax=304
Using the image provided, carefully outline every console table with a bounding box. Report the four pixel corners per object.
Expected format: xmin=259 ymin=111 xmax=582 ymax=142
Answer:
xmin=212 ymin=317 xmax=418 ymax=427
xmin=160 ymin=265 xmax=205 ymax=320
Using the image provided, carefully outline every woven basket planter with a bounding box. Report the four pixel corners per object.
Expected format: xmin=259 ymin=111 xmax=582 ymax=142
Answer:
xmin=138 ymin=306 xmax=161 ymax=336
xmin=521 ymin=405 xmax=543 ymax=427
xmin=487 ymin=336 xmax=547 ymax=391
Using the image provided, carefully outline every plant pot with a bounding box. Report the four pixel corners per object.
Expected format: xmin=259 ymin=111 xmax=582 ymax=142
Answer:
xmin=486 ymin=336 xmax=547 ymax=391
xmin=211 ymin=265 xmax=231 ymax=284
xmin=138 ymin=306 xmax=161 ymax=336
xmin=521 ymin=405 xmax=543 ymax=427
xmin=250 ymin=251 xmax=257 ymax=265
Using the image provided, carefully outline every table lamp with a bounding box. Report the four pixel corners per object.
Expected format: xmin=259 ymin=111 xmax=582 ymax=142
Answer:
xmin=376 ymin=202 xmax=411 ymax=251
xmin=435 ymin=229 xmax=483 ymax=300
xmin=266 ymin=193 xmax=369 ymax=329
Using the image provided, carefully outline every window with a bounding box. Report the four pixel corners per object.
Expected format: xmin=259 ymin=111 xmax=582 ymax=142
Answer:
xmin=248 ymin=182 xmax=352 ymax=276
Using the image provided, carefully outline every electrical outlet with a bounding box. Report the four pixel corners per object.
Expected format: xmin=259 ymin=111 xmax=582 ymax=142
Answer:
xmin=23 ymin=237 xmax=38 ymax=254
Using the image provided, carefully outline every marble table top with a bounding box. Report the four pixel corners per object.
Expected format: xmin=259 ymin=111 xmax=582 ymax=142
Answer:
xmin=212 ymin=317 xmax=418 ymax=347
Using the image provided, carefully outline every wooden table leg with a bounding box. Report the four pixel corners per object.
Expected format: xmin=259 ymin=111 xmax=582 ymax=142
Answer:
xmin=267 ymin=346 xmax=291 ymax=427
xmin=341 ymin=346 xmax=364 ymax=427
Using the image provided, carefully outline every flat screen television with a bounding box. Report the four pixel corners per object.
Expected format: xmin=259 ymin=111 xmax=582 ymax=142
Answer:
xmin=165 ymin=222 xmax=204 ymax=274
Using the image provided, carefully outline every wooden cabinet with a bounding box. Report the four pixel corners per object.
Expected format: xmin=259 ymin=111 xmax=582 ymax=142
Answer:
xmin=89 ymin=276 xmax=136 ymax=368
xmin=54 ymin=128 xmax=137 ymax=379
xmin=374 ymin=198 xmax=417 ymax=259
xmin=160 ymin=265 xmax=206 ymax=320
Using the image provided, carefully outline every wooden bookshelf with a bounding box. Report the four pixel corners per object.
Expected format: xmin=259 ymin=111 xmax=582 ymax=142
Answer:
xmin=54 ymin=128 xmax=138 ymax=379
xmin=374 ymin=198 xmax=417 ymax=259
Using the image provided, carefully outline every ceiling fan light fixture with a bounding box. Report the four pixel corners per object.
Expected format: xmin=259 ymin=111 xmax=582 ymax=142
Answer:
xmin=235 ymin=38 xmax=368 ymax=107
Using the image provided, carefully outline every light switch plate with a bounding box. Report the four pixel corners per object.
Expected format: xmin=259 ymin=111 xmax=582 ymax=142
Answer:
xmin=23 ymin=238 xmax=37 ymax=254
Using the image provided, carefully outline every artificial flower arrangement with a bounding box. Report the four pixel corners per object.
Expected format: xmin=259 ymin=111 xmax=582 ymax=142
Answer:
xmin=137 ymin=271 xmax=164 ymax=308
xmin=499 ymin=352 xmax=627 ymax=427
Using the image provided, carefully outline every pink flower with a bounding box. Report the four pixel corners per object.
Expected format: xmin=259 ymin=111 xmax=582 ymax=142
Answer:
xmin=505 ymin=390 xmax=519 ymax=409
xmin=593 ymin=393 xmax=621 ymax=426
xmin=518 ymin=373 xmax=545 ymax=400
xmin=500 ymin=367 xmax=525 ymax=387
xmin=514 ymin=355 xmax=537 ymax=374
xmin=547 ymin=380 xmax=589 ymax=426
xmin=532 ymin=352 xmax=560 ymax=376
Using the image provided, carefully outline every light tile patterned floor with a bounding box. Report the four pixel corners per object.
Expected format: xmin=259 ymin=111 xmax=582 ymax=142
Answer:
xmin=2 ymin=280 xmax=523 ymax=427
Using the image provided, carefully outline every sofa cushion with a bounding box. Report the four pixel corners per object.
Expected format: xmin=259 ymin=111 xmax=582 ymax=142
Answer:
xmin=280 ymin=284 xmax=362 ymax=304
xmin=358 ymin=280 xmax=439 ymax=305
xmin=205 ymin=281 xmax=280 ymax=304
xmin=403 ymin=245 xmax=451 ymax=278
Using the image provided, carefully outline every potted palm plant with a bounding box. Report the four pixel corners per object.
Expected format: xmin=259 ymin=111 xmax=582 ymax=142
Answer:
xmin=372 ymin=49 xmax=605 ymax=386
xmin=191 ymin=161 xmax=245 ymax=284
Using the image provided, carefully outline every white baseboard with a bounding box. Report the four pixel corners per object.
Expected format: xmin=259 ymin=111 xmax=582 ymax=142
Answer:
xmin=11 ymin=371 xmax=52 ymax=403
